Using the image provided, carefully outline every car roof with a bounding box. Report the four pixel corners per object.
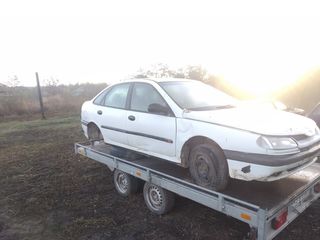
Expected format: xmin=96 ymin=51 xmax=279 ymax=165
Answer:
xmin=120 ymin=77 xmax=195 ymax=84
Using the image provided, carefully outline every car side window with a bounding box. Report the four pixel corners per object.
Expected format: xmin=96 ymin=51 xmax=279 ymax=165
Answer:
xmin=93 ymin=89 xmax=109 ymax=105
xmin=103 ymin=83 xmax=130 ymax=109
xmin=130 ymin=83 xmax=169 ymax=114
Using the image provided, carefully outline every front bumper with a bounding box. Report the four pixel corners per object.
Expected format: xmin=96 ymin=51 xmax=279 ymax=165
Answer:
xmin=224 ymin=142 xmax=320 ymax=167
xmin=226 ymin=143 xmax=320 ymax=181
xmin=227 ymin=156 xmax=318 ymax=181
xmin=81 ymin=120 xmax=89 ymax=138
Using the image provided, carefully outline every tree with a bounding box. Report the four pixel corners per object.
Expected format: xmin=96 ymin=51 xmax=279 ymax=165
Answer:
xmin=134 ymin=64 xmax=209 ymax=81
xmin=185 ymin=65 xmax=207 ymax=81
xmin=136 ymin=63 xmax=173 ymax=78
xmin=44 ymin=77 xmax=59 ymax=87
xmin=44 ymin=77 xmax=60 ymax=95
xmin=6 ymin=75 xmax=20 ymax=87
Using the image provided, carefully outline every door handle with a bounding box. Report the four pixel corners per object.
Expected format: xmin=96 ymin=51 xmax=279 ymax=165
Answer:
xmin=128 ymin=115 xmax=135 ymax=121
xmin=97 ymin=110 xmax=103 ymax=115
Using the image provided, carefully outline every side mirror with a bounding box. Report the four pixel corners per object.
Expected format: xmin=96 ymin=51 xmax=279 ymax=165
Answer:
xmin=148 ymin=103 xmax=170 ymax=115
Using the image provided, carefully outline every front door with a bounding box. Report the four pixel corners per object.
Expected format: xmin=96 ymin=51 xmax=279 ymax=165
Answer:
xmin=126 ymin=82 xmax=176 ymax=158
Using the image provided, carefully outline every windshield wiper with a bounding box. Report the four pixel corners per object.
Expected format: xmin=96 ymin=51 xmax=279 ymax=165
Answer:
xmin=188 ymin=105 xmax=236 ymax=111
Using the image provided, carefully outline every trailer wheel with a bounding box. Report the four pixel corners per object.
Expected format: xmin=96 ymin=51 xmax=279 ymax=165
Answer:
xmin=143 ymin=183 xmax=175 ymax=215
xmin=189 ymin=143 xmax=229 ymax=191
xmin=244 ymin=227 xmax=257 ymax=240
xmin=113 ymin=169 xmax=138 ymax=197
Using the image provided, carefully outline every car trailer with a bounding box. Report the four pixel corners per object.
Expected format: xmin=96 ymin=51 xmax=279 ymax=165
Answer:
xmin=75 ymin=142 xmax=320 ymax=240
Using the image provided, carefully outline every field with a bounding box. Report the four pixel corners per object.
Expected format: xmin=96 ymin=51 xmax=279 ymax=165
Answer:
xmin=0 ymin=115 xmax=319 ymax=240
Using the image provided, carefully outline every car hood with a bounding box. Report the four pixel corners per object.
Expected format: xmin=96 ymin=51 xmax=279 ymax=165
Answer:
xmin=182 ymin=107 xmax=318 ymax=136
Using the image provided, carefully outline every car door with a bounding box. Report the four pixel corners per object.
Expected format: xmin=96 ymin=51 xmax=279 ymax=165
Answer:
xmin=126 ymin=82 xmax=176 ymax=157
xmin=93 ymin=83 xmax=131 ymax=145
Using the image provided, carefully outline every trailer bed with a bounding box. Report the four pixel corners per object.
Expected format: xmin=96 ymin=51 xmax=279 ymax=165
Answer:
xmin=75 ymin=142 xmax=320 ymax=240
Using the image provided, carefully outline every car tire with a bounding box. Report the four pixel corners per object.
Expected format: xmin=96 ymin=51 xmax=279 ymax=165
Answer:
xmin=189 ymin=143 xmax=229 ymax=191
xmin=113 ymin=169 xmax=139 ymax=197
xmin=88 ymin=124 xmax=103 ymax=144
xmin=143 ymin=182 xmax=175 ymax=215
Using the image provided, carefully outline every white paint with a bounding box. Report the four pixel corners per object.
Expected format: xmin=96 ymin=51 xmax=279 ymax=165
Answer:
xmin=81 ymin=79 xmax=320 ymax=181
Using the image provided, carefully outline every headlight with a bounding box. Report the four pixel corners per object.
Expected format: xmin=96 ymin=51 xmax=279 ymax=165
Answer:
xmin=257 ymin=136 xmax=298 ymax=150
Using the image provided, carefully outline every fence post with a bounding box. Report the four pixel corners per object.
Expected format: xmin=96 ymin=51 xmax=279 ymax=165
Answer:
xmin=35 ymin=72 xmax=46 ymax=120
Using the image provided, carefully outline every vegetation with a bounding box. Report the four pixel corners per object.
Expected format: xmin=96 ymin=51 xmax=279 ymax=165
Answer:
xmin=1 ymin=64 xmax=319 ymax=118
xmin=0 ymin=83 xmax=107 ymax=118
xmin=277 ymin=68 xmax=320 ymax=112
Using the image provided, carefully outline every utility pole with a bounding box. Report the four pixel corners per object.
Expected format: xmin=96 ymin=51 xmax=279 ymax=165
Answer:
xmin=35 ymin=72 xmax=46 ymax=120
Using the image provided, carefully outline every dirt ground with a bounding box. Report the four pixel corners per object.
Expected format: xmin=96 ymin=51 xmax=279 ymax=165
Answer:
xmin=0 ymin=115 xmax=319 ymax=240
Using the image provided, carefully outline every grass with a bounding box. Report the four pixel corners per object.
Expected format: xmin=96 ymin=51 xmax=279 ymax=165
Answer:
xmin=0 ymin=115 xmax=319 ymax=240
xmin=0 ymin=115 xmax=79 ymax=135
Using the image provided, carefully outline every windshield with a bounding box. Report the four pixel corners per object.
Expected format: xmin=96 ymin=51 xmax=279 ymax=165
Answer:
xmin=159 ymin=81 xmax=238 ymax=110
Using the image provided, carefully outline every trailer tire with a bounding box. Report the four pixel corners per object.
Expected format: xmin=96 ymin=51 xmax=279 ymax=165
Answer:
xmin=244 ymin=227 xmax=257 ymax=240
xmin=143 ymin=183 xmax=175 ymax=215
xmin=113 ymin=169 xmax=138 ymax=197
xmin=189 ymin=143 xmax=229 ymax=191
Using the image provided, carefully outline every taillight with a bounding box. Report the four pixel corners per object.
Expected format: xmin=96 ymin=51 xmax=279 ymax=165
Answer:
xmin=314 ymin=182 xmax=320 ymax=193
xmin=272 ymin=208 xmax=288 ymax=230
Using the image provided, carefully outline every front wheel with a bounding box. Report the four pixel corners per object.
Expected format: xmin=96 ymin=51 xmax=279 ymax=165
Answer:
xmin=189 ymin=143 xmax=229 ymax=191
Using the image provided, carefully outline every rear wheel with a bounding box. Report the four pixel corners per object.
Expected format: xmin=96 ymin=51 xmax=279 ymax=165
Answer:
xmin=143 ymin=182 xmax=175 ymax=215
xmin=87 ymin=124 xmax=103 ymax=145
xmin=189 ymin=143 xmax=229 ymax=191
xmin=113 ymin=169 xmax=139 ymax=197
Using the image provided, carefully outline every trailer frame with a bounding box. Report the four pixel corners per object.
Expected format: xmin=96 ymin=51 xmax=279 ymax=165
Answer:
xmin=75 ymin=142 xmax=320 ymax=240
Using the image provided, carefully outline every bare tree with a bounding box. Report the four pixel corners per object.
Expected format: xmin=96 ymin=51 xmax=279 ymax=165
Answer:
xmin=44 ymin=77 xmax=60 ymax=95
xmin=6 ymin=75 xmax=20 ymax=87
xmin=134 ymin=63 xmax=208 ymax=81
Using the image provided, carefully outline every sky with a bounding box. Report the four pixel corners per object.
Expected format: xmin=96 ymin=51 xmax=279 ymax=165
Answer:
xmin=0 ymin=0 xmax=320 ymax=97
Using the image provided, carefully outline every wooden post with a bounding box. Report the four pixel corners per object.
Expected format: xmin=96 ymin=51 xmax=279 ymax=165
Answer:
xmin=35 ymin=72 xmax=46 ymax=119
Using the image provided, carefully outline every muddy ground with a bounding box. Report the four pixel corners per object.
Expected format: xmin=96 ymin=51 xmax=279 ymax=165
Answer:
xmin=0 ymin=115 xmax=319 ymax=240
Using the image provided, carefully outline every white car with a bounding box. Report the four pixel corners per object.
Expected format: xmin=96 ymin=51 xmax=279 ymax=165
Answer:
xmin=81 ymin=78 xmax=320 ymax=190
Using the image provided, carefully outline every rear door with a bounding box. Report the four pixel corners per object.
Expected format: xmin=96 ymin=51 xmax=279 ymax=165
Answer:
xmin=93 ymin=83 xmax=131 ymax=145
xmin=126 ymin=82 xmax=176 ymax=158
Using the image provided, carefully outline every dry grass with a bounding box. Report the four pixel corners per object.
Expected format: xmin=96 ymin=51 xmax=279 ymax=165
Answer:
xmin=0 ymin=115 xmax=319 ymax=240
xmin=0 ymin=83 xmax=107 ymax=118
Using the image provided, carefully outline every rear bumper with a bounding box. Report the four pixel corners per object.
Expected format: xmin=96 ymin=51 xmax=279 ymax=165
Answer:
xmin=81 ymin=121 xmax=89 ymax=138
xmin=227 ymin=156 xmax=318 ymax=181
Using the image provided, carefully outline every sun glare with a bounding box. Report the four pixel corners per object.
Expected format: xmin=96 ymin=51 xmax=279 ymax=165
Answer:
xmin=205 ymin=46 xmax=320 ymax=98
xmin=219 ymin=65 xmax=308 ymax=97
xmin=201 ymin=17 xmax=320 ymax=98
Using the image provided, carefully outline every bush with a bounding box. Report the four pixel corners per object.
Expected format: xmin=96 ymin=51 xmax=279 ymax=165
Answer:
xmin=0 ymin=83 xmax=107 ymax=118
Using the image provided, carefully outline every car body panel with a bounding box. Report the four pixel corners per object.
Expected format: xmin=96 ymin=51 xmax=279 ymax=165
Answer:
xmin=125 ymin=110 xmax=177 ymax=158
xmin=227 ymin=156 xmax=318 ymax=181
xmin=183 ymin=107 xmax=317 ymax=136
xmin=308 ymin=102 xmax=320 ymax=127
xmin=82 ymin=101 xmax=128 ymax=145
